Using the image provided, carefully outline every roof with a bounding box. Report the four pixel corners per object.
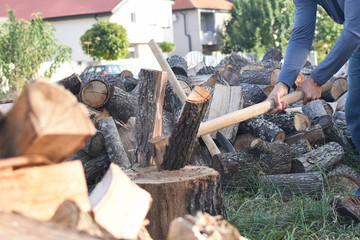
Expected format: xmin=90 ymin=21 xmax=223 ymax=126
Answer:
xmin=173 ymin=0 xmax=232 ymax=11
xmin=0 ymin=0 xmax=123 ymax=20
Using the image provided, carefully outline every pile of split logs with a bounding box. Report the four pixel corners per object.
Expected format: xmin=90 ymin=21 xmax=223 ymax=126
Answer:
xmin=0 ymin=39 xmax=355 ymax=240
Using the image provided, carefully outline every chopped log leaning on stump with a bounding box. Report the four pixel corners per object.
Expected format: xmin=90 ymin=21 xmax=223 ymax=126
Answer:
xmin=0 ymin=79 xmax=95 ymax=162
xmin=135 ymin=69 xmax=167 ymax=167
xmin=148 ymin=39 xmax=220 ymax=156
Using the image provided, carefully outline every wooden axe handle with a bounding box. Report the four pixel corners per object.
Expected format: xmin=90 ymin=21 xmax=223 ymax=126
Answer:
xmin=197 ymin=82 xmax=332 ymax=137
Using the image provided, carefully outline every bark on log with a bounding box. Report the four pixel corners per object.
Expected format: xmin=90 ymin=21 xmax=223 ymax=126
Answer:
xmin=258 ymin=172 xmax=323 ymax=198
xmin=125 ymin=165 xmax=226 ymax=240
xmin=189 ymin=140 xmax=213 ymax=168
xmin=167 ymin=55 xmax=188 ymax=77
xmin=213 ymin=140 xmax=293 ymax=186
xmin=0 ymin=80 xmax=95 ymax=162
xmin=164 ymin=79 xmax=191 ymax=121
xmin=105 ymin=86 xmax=137 ymax=124
xmin=283 ymin=124 xmax=326 ymax=147
xmin=0 ymin=212 xmax=102 ymax=240
xmin=57 ymin=73 xmax=82 ymax=95
xmin=262 ymin=48 xmax=283 ymax=62
xmin=90 ymin=164 xmax=152 ymax=240
xmin=301 ymin=99 xmax=328 ymax=123
xmin=327 ymin=164 xmax=360 ymax=195
xmin=239 ymin=83 xmax=270 ymax=104
xmin=82 ymin=152 xmax=111 ymax=186
xmin=263 ymin=112 xmax=310 ymax=135
xmin=334 ymin=118 xmax=358 ymax=154
xmin=117 ymin=75 xmax=139 ymax=92
xmin=0 ymin=160 xmax=90 ymax=221
xmin=336 ymin=91 xmax=346 ymax=112
xmin=233 ymin=133 xmax=260 ymax=151
xmin=96 ymin=117 xmax=130 ymax=169
xmin=80 ymin=75 xmax=111 ymax=109
xmin=161 ymin=86 xmax=211 ymax=170
xmin=118 ymin=116 xmax=136 ymax=153
xmin=82 ymin=130 xmax=104 ymax=157
xmin=188 ymin=74 xmax=217 ymax=87
xmin=321 ymin=77 xmax=348 ymax=102
xmin=240 ymin=68 xmax=280 ymax=85
xmin=291 ymin=142 xmax=344 ymax=173
xmin=135 ymin=69 xmax=167 ymax=167
xmin=238 ymin=116 xmax=285 ymax=142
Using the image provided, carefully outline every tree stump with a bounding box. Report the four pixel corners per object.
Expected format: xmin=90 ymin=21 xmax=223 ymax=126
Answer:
xmin=125 ymin=165 xmax=226 ymax=240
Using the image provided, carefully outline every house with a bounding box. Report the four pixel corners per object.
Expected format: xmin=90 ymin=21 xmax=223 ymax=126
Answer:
xmin=172 ymin=0 xmax=232 ymax=57
xmin=0 ymin=0 xmax=174 ymax=66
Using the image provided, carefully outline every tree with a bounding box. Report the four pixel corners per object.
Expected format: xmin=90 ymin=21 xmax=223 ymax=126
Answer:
xmin=80 ymin=21 xmax=130 ymax=61
xmin=222 ymin=0 xmax=294 ymax=59
xmin=0 ymin=9 xmax=70 ymax=98
xmin=158 ymin=41 xmax=176 ymax=54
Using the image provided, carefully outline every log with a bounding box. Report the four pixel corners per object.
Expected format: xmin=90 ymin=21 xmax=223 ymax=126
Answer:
xmin=0 ymin=160 xmax=90 ymax=221
xmin=189 ymin=140 xmax=213 ymax=168
xmin=118 ymin=116 xmax=136 ymax=153
xmin=117 ymin=75 xmax=139 ymax=92
xmin=105 ymin=86 xmax=137 ymax=124
xmin=82 ymin=153 xmax=111 ymax=186
xmin=283 ymin=124 xmax=326 ymax=147
xmin=96 ymin=117 xmax=130 ymax=169
xmin=80 ymin=75 xmax=111 ymax=109
xmin=188 ymin=74 xmax=217 ymax=87
xmin=233 ymin=133 xmax=260 ymax=151
xmin=301 ymin=99 xmax=328 ymax=123
xmin=213 ymin=140 xmax=293 ymax=186
xmin=239 ymin=83 xmax=269 ymax=104
xmin=263 ymin=112 xmax=310 ymax=135
xmin=238 ymin=116 xmax=285 ymax=142
xmin=336 ymin=91 xmax=347 ymax=112
xmin=135 ymin=69 xmax=167 ymax=167
xmin=327 ymin=164 xmax=360 ymax=195
xmin=0 ymin=79 xmax=95 ymax=162
xmin=167 ymin=212 xmax=248 ymax=240
xmin=161 ymin=86 xmax=211 ymax=170
xmin=56 ymin=73 xmax=82 ymax=95
xmin=90 ymin=163 xmax=152 ymax=240
xmin=262 ymin=48 xmax=283 ymax=62
xmin=167 ymin=55 xmax=188 ymax=77
xmin=334 ymin=118 xmax=358 ymax=154
xmin=125 ymin=165 xmax=226 ymax=240
xmin=240 ymin=67 xmax=280 ymax=85
xmin=163 ymin=79 xmax=191 ymax=121
xmin=82 ymin=129 xmax=104 ymax=157
xmin=0 ymin=212 xmax=102 ymax=240
xmin=120 ymin=69 xmax=134 ymax=78
xmin=258 ymin=172 xmax=323 ymax=198
xmin=291 ymin=142 xmax=344 ymax=173
xmin=321 ymin=77 xmax=348 ymax=102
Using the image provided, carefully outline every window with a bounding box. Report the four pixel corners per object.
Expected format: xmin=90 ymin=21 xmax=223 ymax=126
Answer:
xmin=131 ymin=12 xmax=136 ymax=23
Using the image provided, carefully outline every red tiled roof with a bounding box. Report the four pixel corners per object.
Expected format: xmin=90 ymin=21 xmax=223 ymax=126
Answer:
xmin=0 ymin=0 xmax=123 ymax=20
xmin=173 ymin=0 xmax=232 ymax=11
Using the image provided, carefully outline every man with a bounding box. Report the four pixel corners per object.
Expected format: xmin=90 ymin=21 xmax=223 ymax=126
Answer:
xmin=267 ymin=0 xmax=360 ymax=222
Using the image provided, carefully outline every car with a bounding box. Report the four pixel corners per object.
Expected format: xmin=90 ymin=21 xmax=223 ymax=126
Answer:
xmin=79 ymin=64 xmax=127 ymax=78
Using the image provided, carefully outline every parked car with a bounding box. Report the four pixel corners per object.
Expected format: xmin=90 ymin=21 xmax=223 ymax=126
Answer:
xmin=79 ymin=64 xmax=127 ymax=78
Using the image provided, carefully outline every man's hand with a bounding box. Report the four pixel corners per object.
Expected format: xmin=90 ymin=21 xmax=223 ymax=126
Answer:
xmin=296 ymin=76 xmax=322 ymax=105
xmin=267 ymin=82 xmax=289 ymax=114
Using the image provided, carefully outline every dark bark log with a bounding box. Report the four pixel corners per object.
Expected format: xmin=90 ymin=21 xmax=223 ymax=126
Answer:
xmin=301 ymin=99 xmax=328 ymax=123
xmin=258 ymin=172 xmax=323 ymax=198
xmin=96 ymin=117 xmax=130 ymax=169
xmin=238 ymin=116 xmax=285 ymax=142
xmin=117 ymin=75 xmax=139 ymax=92
xmin=239 ymin=83 xmax=268 ymax=104
xmin=263 ymin=112 xmax=310 ymax=135
xmin=161 ymin=86 xmax=211 ymax=170
xmin=135 ymin=69 xmax=167 ymax=167
xmin=82 ymin=129 xmax=104 ymax=157
xmin=284 ymin=124 xmax=326 ymax=147
xmin=334 ymin=118 xmax=358 ymax=154
xmin=291 ymin=142 xmax=344 ymax=173
xmin=105 ymin=86 xmax=137 ymax=124
xmin=189 ymin=140 xmax=213 ymax=168
xmin=167 ymin=55 xmax=188 ymax=77
xmin=80 ymin=76 xmax=111 ymax=109
xmin=56 ymin=73 xmax=82 ymax=95
xmin=163 ymin=79 xmax=191 ymax=121
xmin=261 ymin=48 xmax=283 ymax=62
xmin=240 ymin=68 xmax=280 ymax=85
xmin=321 ymin=77 xmax=348 ymax=102
xmin=233 ymin=133 xmax=259 ymax=151
xmin=82 ymin=152 xmax=110 ymax=185
xmin=327 ymin=164 xmax=360 ymax=195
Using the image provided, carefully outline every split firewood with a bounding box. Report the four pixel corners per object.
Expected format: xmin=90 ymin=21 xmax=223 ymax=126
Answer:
xmin=240 ymin=83 xmax=273 ymax=104
xmin=321 ymin=77 xmax=348 ymax=102
xmin=125 ymin=165 xmax=226 ymax=240
xmin=327 ymin=164 xmax=360 ymax=195
xmin=238 ymin=116 xmax=285 ymax=142
xmin=188 ymin=61 xmax=206 ymax=77
xmin=49 ymin=200 xmax=113 ymax=239
xmin=80 ymin=74 xmax=111 ymax=109
xmin=240 ymin=67 xmax=280 ymax=85
xmin=283 ymin=124 xmax=326 ymax=147
xmin=203 ymin=84 xmax=244 ymax=141
xmin=135 ymin=69 xmax=167 ymax=167
xmin=90 ymin=163 xmax=152 ymax=240
xmin=301 ymin=99 xmax=328 ymax=123
xmin=96 ymin=116 xmax=130 ymax=169
xmin=0 ymin=160 xmax=90 ymax=221
xmin=0 ymin=79 xmax=95 ymax=162
xmin=82 ymin=129 xmax=104 ymax=157
xmin=258 ymin=171 xmax=323 ymax=198
xmin=0 ymin=155 xmax=50 ymax=170
xmin=161 ymin=86 xmax=211 ymax=170
xmin=291 ymin=142 xmax=344 ymax=173
xmin=263 ymin=112 xmax=310 ymax=135
xmin=167 ymin=212 xmax=248 ymax=240
xmin=56 ymin=73 xmax=82 ymax=95
xmin=213 ymin=140 xmax=294 ymax=186
xmin=188 ymin=74 xmax=217 ymax=87
xmin=0 ymin=211 xmax=101 ymax=240
xmin=105 ymin=85 xmax=137 ymax=124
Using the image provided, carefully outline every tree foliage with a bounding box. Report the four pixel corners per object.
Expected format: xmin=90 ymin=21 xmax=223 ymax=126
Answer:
xmin=158 ymin=41 xmax=176 ymax=53
xmin=80 ymin=21 xmax=130 ymax=61
xmin=0 ymin=9 xmax=70 ymax=98
xmin=222 ymin=0 xmax=294 ymax=58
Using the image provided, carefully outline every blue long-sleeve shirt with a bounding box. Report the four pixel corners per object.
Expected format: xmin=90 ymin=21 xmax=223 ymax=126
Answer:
xmin=277 ymin=0 xmax=360 ymax=88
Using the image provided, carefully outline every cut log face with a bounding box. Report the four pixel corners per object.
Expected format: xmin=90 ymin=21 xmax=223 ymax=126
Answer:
xmin=327 ymin=165 xmax=360 ymax=196
xmin=0 ymin=160 xmax=90 ymax=221
xmin=321 ymin=77 xmax=348 ymax=102
xmin=263 ymin=112 xmax=310 ymax=135
xmin=80 ymin=78 xmax=110 ymax=109
xmin=0 ymin=80 xmax=95 ymax=162
xmin=125 ymin=165 xmax=226 ymax=240
xmin=90 ymin=163 xmax=152 ymax=240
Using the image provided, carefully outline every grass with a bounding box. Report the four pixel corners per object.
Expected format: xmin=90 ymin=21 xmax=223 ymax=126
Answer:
xmin=223 ymin=154 xmax=360 ymax=240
